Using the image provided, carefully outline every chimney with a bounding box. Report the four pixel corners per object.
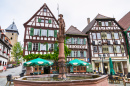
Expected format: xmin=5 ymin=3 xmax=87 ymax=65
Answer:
xmin=87 ymin=18 xmax=90 ymax=25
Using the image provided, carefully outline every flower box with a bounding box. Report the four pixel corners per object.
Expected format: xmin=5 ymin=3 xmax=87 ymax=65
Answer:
xmin=3 ymin=51 xmax=6 ymax=53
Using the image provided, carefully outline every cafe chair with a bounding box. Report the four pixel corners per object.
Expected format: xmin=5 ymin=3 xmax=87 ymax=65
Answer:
xmin=5 ymin=74 xmax=14 ymax=86
xmin=108 ymin=75 xmax=115 ymax=83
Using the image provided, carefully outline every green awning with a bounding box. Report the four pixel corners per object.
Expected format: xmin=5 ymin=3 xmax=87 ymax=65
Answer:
xmin=23 ymin=58 xmax=53 ymax=66
xmin=68 ymin=59 xmax=89 ymax=66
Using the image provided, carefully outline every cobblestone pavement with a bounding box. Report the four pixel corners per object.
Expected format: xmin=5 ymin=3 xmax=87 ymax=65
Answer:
xmin=108 ymin=81 xmax=129 ymax=86
xmin=0 ymin=65 xmax=22 ymax=86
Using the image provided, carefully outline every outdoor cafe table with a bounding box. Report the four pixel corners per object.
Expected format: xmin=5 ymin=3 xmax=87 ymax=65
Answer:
xmin=112 ymin=75 xmax=120 ymax=83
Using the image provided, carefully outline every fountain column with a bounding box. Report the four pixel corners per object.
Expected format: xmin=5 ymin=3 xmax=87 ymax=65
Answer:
xmin=57 ymin=14 xmax=66 ymax=79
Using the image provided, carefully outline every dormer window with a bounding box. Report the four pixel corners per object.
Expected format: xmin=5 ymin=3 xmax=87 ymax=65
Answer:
xmin=44 ymin=8 xmax=47 ymax=12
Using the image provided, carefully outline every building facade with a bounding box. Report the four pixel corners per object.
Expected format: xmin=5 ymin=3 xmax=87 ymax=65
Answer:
xmin=82 ymin=14 xmax=128 ymax=74
xmin=0 ymin=27 xmax=12 ymax=71
xmin=23 ymin=3 xmax=59 ymax=56
xmin=65 ymin=25 xmax=92 ymax=73
xmin=5 ymin=22 xmax=19 ymax=61
xmin=118 ymin=11 xmax=130 ymax=72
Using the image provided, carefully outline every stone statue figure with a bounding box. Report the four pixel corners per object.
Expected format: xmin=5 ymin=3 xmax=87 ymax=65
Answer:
xmin=58 ymin=14 xmax=65 ymax=36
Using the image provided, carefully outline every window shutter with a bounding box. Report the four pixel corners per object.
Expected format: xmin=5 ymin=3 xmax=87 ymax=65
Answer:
xmin=101 ymin=32 xmax=104 ymax=39
xmin=65 ymin=38 xmax=67 ymax=44
xmin=78 ymin=51 xmax=80 ymax=57
xmin=119 ymin=32 xmax=122 ymax=39
xmin=46 ymin=43 xmax=48 ymax=51
xmin=71 ymin=51 xmax=74 ymax=57
xmin=113 ymin=45 xmax=117 ymax=53
xmin=40 ymin=29 xmax=41 ymax=36
xmin=121 ymin=45 xmax=125 ymax=53
xmin=106 ymin=46 xmax=109 ymax=53
xmin=129 ymin=33 xmax=130 ymax=37
xmin=103 ymin=45 xmax=105 ymax=53
xmin=47 ymin=29 xmax=49 ymax=37
xmin=99 ymin=22 xmax=102 ymax=26
xmin=38 ymin=18 xmax=41 ymax=22
xmin=48 ymin=19 xmax=51 ymax=24
xmin=77 ymin=38 xmax=80 ymax=44
xmin=54 ymin=43 xmax=57 ymax=51
xmin=28 ymin=42 xmax=32 ymax=51
xmin=84 ymin=38 xmax=86 ymax=45
xmin=71 ymin=38 xmax=74 ymax=44
xmin=105 ymin=32 xmax=107 ymax=39
xmin=54 ymin=30 xmax=57 ymax=38
xmin=84 ymin=51 xmax=86 ymax=57
xmin=38 ymin=43 xmax=40 ymax=51
xmin=112 ymin=32 xmax=114 ymax=39
xmin=108 ymin=22 xmax=111 ymax=26
xmin=30 ymin=28 xmax=34 ymax=36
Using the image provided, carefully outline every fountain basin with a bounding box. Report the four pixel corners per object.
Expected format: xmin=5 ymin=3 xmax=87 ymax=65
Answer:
xmin=13 ymin=74 xmax=108 ymax=86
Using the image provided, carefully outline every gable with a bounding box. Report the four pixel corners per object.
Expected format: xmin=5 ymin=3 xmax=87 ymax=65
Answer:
xmin=24 ymin=3 xmax=59 ymax=29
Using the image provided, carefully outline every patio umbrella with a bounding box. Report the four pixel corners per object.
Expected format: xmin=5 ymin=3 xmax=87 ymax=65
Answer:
xmin=68 ymin=59 xmax=89 ymax=73
xmin=109 ymin=57 xmax=115 ymax=75
xmin=23 ymin=58 xmax=53 ymax=75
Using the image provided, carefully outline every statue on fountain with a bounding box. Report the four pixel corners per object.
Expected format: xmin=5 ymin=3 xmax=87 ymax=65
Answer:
xmin=57 ymin=14 xmax=66 ymax=79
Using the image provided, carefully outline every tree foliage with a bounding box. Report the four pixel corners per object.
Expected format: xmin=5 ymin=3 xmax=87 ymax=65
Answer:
xmin=11 ymin=42 xmax=23 ymax=61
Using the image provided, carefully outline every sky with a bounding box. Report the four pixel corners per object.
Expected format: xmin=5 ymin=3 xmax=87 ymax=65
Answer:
xmin=0 ymin=0 xmax=130 ymax=45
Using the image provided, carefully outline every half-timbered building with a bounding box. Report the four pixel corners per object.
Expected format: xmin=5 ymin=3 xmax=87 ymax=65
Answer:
xmin=82 ymin=14 xmax=128 ymax=74
xmin=0 ymin=27 xmax=12 ymax=71
xmin=118 ymin=11 xmax=130 ymax=72
xmin=23 ymin=3 xmax=59 ymax=56
xmin=65 ymin=25 xmax=92 ymax=73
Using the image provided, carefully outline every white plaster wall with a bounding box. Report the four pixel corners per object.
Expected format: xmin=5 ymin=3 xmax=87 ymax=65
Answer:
xmin=0 ymin=57 xmax=7 ymax=70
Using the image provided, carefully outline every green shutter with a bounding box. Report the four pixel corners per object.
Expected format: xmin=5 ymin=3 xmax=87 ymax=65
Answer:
xmin=28 ymin=42 xmax=32 ymax=51
xmin=46 ymin=43 xmax=48 ymax=51
xmin=101 ymin=32 xmax=104 ymax=39
xmin=106 ymin=46 xmax=109 ymax=53
xmin=84 ymin=51 xmax=86 ymax=57
xmin=65 ymin=38 xmax=67 ymax=44
xmin=119 ymin=32 xmax=122 ymax=39
xmin=112 ymin=32 xmax=114 ymax=39
xmin=47 ymin=29 xmax=49 ymax=37
xmin=99 ymin=22 xmax=102 ymax=26
xmin=71 ymin=51 xmax=74 ymax=57
xmin=38 ymin=18 xmax=41 ymax=22
xmin=108 ymin=22 xmax=111 ymax=26
xmin=77 ymin=38 xmax=80 ymax=44
xmin=121 ymin=45 xmax=125 ymax=53
xmin=84 ymin=38 xmax=86 ymax=45
xmin=48 ymin=19 xmax=51 ymax=24
xmin=54 ymin=30 xmax=57 ymax=38
xmin=30 ymin=28 xmax=34 ymax=36
xmin=103 ymin=45 xmax=105 ymax=53
xmin=38 ymin=43 xmax=40 ymax=51
xmin=105 ymin=32 xmax=107 ymax=39
xmin=71 ymin=38 xmax=74 ymax=44
xmin=40 ymin=29 xmax=41 ymax=36
xmin=54 ymin=43 xmax=57 ymax=51
xmin=113 ymin=45 xmax=117 ymax=53
xmin=78 ymin=51 xmax=80 ymax=57
xmin=129 ymin=33 xmax=130 ymax=37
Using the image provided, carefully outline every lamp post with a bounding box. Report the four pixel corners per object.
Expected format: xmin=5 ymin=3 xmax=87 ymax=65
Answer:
xmin=99 ymin=54 xmax=105 ymax=75
xmin=16 ymin=48 xmax=19 ymax=66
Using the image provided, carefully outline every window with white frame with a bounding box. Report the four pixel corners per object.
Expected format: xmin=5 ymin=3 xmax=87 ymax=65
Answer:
xmin=74 ymin=38 xmax=77 ymax=44
xmin=34 ymin=29 xmax=40 ymax=36
xmin=74 ymin=51 xmax=77 ymax=57
xmin=98 ymin=46 xmax=102 ymax=53
xmin=45 ymin=20 xmax=48 ymax=23
xmin=33 ymin=43 xmax=38 ymax=51
xmin=40 ymin=44 xmax=46 ymax=51
xmin=41 ymin=20 xmax=44 ymax=23
xmin=107 ymin=33 xmax=112 ymax=39
xmin=44 ymin=8 xmax=47 ymax=12
xmin=109 ymin=46 xmax=113 ymax=53
xmin=67 ymin=38 xmax=71 ymax=44
xmin=80 ymin=39 xmax=84 ymax=44
xmin=93 ymin=46 xmax=98 ymax=53
xmin=97 ymin=33 xmax=101 ymax=39
xmin=102 ymin=22 xmax=105 ymax=26
xmin=48 ymin=30 xmax=54 ymax=37
xmin=92 ymin=33 xmax=96 ymax=39
xmin=41 ymin=29 xmax=47 ymax=36
xmin=48 ymin=44 xmax=54 ymax=51
xmin=116 ymin=45 xmax=121 ymax=53
xmin=114 ymin=33 xmax=119 ymax=39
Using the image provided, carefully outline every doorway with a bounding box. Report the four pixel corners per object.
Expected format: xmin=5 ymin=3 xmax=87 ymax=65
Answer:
xmin=44 ymin=66 xmax=50 ymax=74
xmin=104 ymin=63 xmax=108 ymax=74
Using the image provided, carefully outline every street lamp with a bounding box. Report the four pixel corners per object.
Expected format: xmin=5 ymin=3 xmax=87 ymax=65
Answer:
xmin=99 ymin=54 xmax=105 ymax=75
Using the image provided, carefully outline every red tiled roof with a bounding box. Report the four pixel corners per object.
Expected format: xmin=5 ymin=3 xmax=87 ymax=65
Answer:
xmin=118 ymin=11 xmax=130 ymax=30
